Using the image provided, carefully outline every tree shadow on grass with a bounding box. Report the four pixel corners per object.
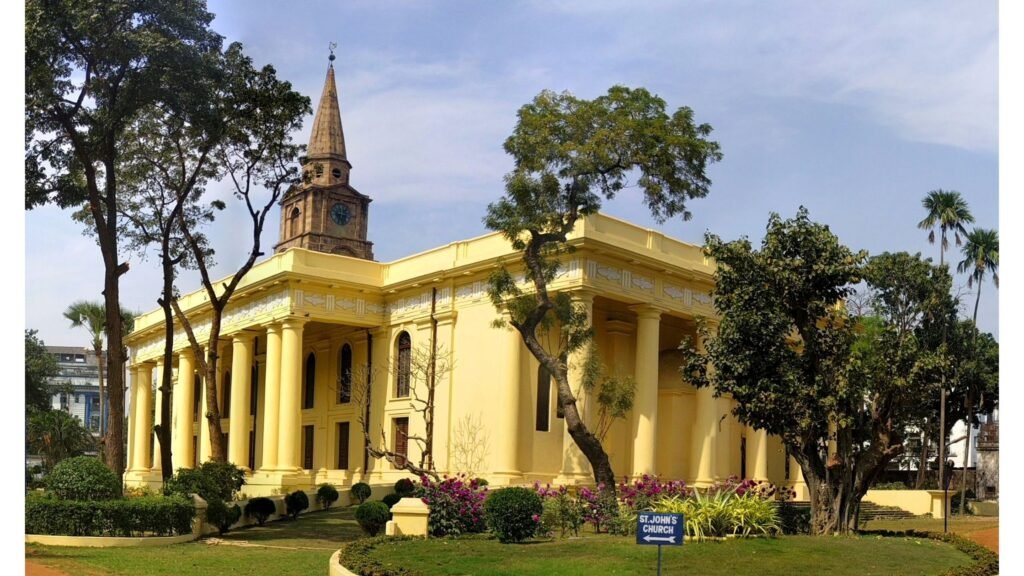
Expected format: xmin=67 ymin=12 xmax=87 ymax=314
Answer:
xmin=218 ymin=506 xmax=365 ymax=548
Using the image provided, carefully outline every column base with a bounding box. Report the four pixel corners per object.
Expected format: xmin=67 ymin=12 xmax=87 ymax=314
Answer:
xmin=123 ymin=469 xmax=164 ymax=491
xmin=552 ymin=472 xmax=594 ymax=486
xmin=244 ymin=469 xmax=316 ymax=497
xmin=489 ymin=471 xmax=524 ymax=486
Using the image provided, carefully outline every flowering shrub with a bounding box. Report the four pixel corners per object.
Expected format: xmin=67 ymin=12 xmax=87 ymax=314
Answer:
xmin=533 ymin=483 xmax=584 ymax=536
xmin=617 ymin=474 xmax=691 ymax=511
xmin=416 ymin=474 xmax=487 ymax=537
xmin=578 ymin=485 xmax=616 ymax=533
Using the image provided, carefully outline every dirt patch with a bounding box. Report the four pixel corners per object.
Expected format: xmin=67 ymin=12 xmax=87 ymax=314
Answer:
xmin=965 ymin=526 xmax=998 ymax=553
xmin=25 ymin=560 xmax=71 ymax=576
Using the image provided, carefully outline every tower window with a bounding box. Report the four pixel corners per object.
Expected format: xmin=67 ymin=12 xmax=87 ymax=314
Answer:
xmin=288 ymin=206 xmax=301 ymax=237
xmin=332 ymin=168 xmax=342 ymax=178
xmin=396 ymin=332 xmax=412 ymax=398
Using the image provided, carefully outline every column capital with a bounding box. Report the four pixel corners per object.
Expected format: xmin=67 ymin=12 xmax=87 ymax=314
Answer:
xmin=569 ymin=288 xmax=597 ymax=305
xmin=280 ymin=316 xmax=308 ymax=330
xmin=230 ymin=331 xmax=256 ymax=344
xmin=265 ymin=322 xmax=283 ymax=335
xmin=629 ymin=303 xmax=667 ymax=319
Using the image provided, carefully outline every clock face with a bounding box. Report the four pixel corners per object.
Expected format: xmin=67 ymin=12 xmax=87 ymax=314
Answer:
xmin=330 ymin=202 xmax=351 ymax=226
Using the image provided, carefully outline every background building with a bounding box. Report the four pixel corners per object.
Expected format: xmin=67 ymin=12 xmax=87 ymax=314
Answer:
xmin=45 ymin=346 xmax=107 ymax=439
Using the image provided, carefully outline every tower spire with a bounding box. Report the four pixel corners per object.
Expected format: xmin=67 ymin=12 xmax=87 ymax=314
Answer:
xmin=307 ymin=44 xmax=348 ymax=167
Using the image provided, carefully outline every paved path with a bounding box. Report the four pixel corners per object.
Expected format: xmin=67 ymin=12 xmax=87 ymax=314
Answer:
xmin=965 ymin=526 xmax=998 ymax=553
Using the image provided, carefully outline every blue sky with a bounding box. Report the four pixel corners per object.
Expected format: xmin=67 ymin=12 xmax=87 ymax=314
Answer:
xmin=24 ymin=0 xmax=1000 ymax=346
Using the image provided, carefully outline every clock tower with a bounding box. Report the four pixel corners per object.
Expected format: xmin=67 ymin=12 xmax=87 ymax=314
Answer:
xmin=275 ymin=52 xmax=374 ymax=260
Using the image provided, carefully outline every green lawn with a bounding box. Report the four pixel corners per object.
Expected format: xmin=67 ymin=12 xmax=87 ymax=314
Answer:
xmin=362 ymin=534 xmax=974 ymax=576
xmin=26 ymin=507 xmax=991 ymax=576
xmin=860 ymin=515 xmax=999 ymax=535
xmin=26 ymin=506 xmax=361 ymax=576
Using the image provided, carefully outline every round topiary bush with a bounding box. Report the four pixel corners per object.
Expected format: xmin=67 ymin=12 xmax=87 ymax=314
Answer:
xmin=394 ymin=478 xmax=416 ymax=497
xmin=206 ymin=499 xmax=242 ymax=535
xmin=244 ymin=496 xmax=277 ymax=526
xmin=355 ymin=501 xmax=390 ymax=536
xmin=382 ymin=492 xmax=403 ymax=509
xmin=351 ymin=482 xmax=372 ymax=504
xmin=317 ymin=483 xmax=340 ymax=509
xmin=484 ymin=486 xmax=544 ymax=543
xmin=47 ymin=456 xmax=120 ymax=501
xmin=285 ymin=490 xmax=309 ymax=519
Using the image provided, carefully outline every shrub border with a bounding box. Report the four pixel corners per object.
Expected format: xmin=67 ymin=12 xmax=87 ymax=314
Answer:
xmin=860 ymin=530 xmax=998 ymax=576
xmin=25 ymin=533 xmax=196 ymax=548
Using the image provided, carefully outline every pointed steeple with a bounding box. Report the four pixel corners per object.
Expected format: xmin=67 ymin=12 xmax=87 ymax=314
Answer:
xmin=305 ymin=49 xmax=351 ymax=185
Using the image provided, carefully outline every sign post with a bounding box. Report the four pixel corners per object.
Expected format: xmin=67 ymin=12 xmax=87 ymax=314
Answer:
xmin=636 ymin=512 xmax=684 ymax=575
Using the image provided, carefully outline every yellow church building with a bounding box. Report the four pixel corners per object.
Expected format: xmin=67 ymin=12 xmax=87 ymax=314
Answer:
xmin=123 ymin=60 xmax=807 ymax=499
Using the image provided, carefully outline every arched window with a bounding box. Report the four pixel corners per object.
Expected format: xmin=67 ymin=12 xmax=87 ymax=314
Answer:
xmin=288 ymin=206 xmax=301 ymax=237
xmin=338 ymin=344 xmax=352 ymax=404
xmin=536 ymin=365 xmax=551 ymax=431
xmin=395 ymin=332 xmax=411 ymax=397
xmin=303 ymin=353 xmax=316 ymax=409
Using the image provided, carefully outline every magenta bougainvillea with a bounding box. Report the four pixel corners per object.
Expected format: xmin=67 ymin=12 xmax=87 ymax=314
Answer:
xmin=417 ymin=474 xmax=488 ymax=537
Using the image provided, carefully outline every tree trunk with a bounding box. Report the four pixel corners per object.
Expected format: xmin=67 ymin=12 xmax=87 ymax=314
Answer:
xmin=958 ymin=281 xmax=983 ymax=515
xmin=103 ymin=265 xmax=126 ymax=484
xmin=157 ymin=260 xmax=176 ymax=480
xmin=915 ymin=430 xmax=928 ymax=488
xmin=202 ymin=314 xmax=227 ymax=462
xmin=94 ymin=344 xmax=106 ymax=464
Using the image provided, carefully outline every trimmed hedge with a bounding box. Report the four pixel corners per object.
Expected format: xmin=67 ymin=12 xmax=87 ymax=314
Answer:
xmin=394 ymin=478 xmax=416 ymax=497
xmin=861 ymin=530 xmax=998 ymax=576
xmin=339 ymin=536 xmax=423 ymax=576
xmin=25 ymin=494 xmax=195 ymax=537
xmin=382 ymin=492 xmax=403 ymax=509
xmin=244 ymin=497 xmax=277 ymax=526
xmin=285 ymin=490 xmax=309 ymax=519
xmin=317 ymin=483 xmax=340 ymax=509
xmin=206 ymin=499 xmax=242 ymax=535
xmin=351 ymin=482 xmax=372 ymax=504
xmin=355 ymin=501 xmax=391 ymax=537
xmin=47 ymin=456 xmax=120 ymax=501
xmin=484 ymin=487 xmax=543 ymax=543
xmin=164 ymin=461 xmax=246 ymax=503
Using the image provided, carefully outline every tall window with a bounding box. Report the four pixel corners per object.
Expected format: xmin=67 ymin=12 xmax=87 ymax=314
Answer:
xmin=337 ymin=422 xmax=350 ymax=470
xmin=394 ymin=417 xmax=409 ymax=467
xmin=740 ymin=437 xmax=747 ymax=479
xmin=288 ymin=206 xmax=301 ymax=237
xmin=248 ymin=430 xmax=256 ymax=471
xmin=250 ymin=363 xmax=259 ymax=416
xmin=536 ymin=365 xmax=551 ymax=432
xmin=303 ymin=425 xmax=314 ymax=470
xmin=303 ymin=353 xmax=316 ymax=409
xmin=338 ymin=344 xmax=352 ymax=404
xmin=222 ymin=371 xmax=232 ymax=418
xmin=784 ymin=449 xmax=791 ymax=481
xmin=396 ymin=332 xmax=411 ymax=398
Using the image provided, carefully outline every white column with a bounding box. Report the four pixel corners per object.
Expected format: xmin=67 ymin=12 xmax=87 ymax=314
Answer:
xmin=228 ymin=333 xmax=254 ymax=471
xmin=494 ymin=319 xmax=522 ymax=480
xmin=260 ymin=324 xmax=283 ymax=471
xmin=130 ymin=363 xmax=153 ymax=472
xmin=151 ymin=359 xmax=164 ymax=472
xmin=630 ymin=305 xmax=662 ymax=477
xmin=277 ymin=319 xmax=306 ymax=472
xmin=172 ymin=350 xmax=195 ymax=470
xmin=559 ymin=290 xmax=595 ymax=481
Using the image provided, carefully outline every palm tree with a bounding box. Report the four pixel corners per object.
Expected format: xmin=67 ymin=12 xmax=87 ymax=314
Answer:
xmin=63 ymin=301 xmax=108 ymax=452
xmin=28 ymin=409 xmax=97 ymax=473
xmin=915 ymin=190 xmax=973 ymax=491
xmin=918 ymin=189 xmax=975 ymax=267
xmin=955 ymin=227 xmax=998 ymax=514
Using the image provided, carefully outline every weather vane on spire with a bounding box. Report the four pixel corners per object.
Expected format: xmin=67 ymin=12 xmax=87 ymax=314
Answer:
xmin=328 ymin=42 xmax=337 ymax=65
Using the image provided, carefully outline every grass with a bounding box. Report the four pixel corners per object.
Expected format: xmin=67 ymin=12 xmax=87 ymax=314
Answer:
xmin=26 ymin=506 xmax=361 ymax=576
xmin=360 ymin=534 xmax=974 ymax=576
xmin=859 ymin=515 xmax=999 ymax=535
xmin=25 ymin=506 xmax=993 ymax=576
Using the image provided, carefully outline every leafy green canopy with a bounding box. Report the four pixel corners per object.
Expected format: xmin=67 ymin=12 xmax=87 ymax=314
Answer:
xmin=25 ymin=330 xmax=59 ymax=414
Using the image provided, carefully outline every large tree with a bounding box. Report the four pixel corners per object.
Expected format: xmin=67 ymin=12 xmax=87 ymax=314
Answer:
xmin=485 ymin=86 xmax=722 ymax=496
xmin=170 ymin=45 xmax=310 ymax=462
xmin=914 ymin=189 xmax=974 ymax=490
xmin=25 ymin=330 xmax=59 ymax=415
xmin=26 ymin=0 xmax=223 ymax=480
xmin=682 ymin=210 xmax=953 ymax=534
xmin=954 ymin=227 xmax=998 ymax=513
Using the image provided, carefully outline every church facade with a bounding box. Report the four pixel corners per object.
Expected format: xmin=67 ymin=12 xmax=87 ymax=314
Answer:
xmin=123 ymin=61 xmax=807 ymax=498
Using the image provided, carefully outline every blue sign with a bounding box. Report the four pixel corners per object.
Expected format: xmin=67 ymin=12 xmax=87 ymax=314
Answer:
xmin=636 ymin=512 xmax=684 ymax=546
